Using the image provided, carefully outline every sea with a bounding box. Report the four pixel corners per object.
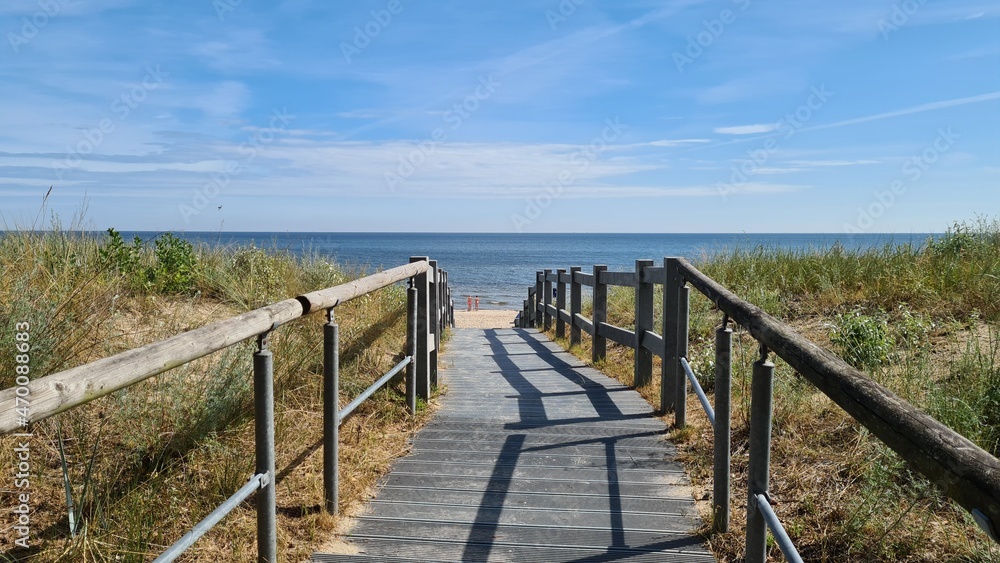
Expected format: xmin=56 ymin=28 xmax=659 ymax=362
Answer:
xmin=104 ymin=232 xmax=936 ymax=310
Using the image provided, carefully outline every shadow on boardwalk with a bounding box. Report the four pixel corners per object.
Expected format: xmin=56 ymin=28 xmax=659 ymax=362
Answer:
xmin=314 ymin=328 xmax=713 ymax=562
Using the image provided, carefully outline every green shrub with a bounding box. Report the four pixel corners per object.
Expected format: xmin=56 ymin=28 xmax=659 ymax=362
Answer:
xmin=151 ymin=232 xmax=196 ymax=293
xmin=832 ymin=310 xmax=893 ymax=370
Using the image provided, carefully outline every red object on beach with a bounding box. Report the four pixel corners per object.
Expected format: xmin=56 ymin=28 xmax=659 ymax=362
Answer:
xmin=467 ymin=296 xmax=472 ymax=312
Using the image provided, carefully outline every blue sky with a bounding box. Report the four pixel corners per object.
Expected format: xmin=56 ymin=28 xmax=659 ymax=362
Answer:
xmin=0 ymin=0 xmax=997 ymax=233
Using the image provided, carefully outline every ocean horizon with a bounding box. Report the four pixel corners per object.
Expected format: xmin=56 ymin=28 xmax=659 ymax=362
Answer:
xmin=25 ymin=230 xmax=939 ymax=310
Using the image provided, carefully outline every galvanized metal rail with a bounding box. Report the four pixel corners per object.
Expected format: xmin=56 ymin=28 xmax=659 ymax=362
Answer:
xmin=0 ymin=256 xmax=456 ymax=562
xmin=522 ymin=257 xmax=1000 ymax=561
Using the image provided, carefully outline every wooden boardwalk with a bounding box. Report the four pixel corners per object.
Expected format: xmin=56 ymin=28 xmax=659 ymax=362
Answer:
xmin=314 ymin=327 xmax=713 ymax=562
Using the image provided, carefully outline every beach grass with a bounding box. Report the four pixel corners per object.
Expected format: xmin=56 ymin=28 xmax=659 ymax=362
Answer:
xmin=0 ymin=224 xmax=432 ymax=561
xmin=547 ymin=217 xmax=1000 ymax=562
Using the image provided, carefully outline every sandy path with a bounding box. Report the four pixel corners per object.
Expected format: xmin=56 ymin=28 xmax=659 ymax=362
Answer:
xmin=452 ymin=309 xmax=520 ymax=329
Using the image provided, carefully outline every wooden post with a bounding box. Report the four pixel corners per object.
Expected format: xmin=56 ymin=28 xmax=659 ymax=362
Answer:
xmin=535 ymin=271 xmax=543 ymax=327
xmin=543 ymin=269 xmax=553 ymax=331
xmin=663 ymin=257 xmax=682 ymax=417
xmin=410 ymin=256 xmax=430 ymax=401
xmin=634 ymin=259 xmax=654 ymax=387
xmin=428 ymin=260 xmax=439 ymax=388
xmin=556 ymin=268 xmax=567 ymax=339
xmin=570 ymin=266 xmax=582 ymax=347
xmin=592 ymin=265 xmax=607 ymax=364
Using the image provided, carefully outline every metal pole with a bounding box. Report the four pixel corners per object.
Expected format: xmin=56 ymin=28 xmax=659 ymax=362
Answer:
xmin=406 ymin=284 xmax=417 ymax=413
xmin=254 ymin=332 xmax=277 ymax=563
xmin=323 ymin=309 xmax=339 ymax=514
xmin=714 ymin=318 xmax=733 ymax=533
xmin=746 ymin=345 xmax=775 ymax=563
xmin=676 ymin=284 xmax=690 ymax=426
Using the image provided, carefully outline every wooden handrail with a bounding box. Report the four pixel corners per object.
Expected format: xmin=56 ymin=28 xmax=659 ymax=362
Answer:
xmin=672 ymin=257 xmax=1000 ymax=540
xmin=0 ymin=260 xmax=430 ymax=435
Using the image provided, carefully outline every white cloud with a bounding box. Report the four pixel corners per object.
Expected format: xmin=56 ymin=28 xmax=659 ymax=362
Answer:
xmin=715 ymin=124 xmax=778 ymax=135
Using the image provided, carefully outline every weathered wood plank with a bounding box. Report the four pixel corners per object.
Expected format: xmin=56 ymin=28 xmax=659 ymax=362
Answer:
xmin=574 ymin=313 xmax=595 ymax=336
xmin=317 ymin=328 xmax=711 ymax=561
xmin=674 ymin=257 xmax=1000 ymax=540
xmin=601 ymin=271 xmax=637 ymax=287
xmin=641 ymin=330 xmax=665 ymax=359
xmin=573 ymin=270 xmax=594 ymax=287
xmin=596 ymin=322 xmax=638 ymax=349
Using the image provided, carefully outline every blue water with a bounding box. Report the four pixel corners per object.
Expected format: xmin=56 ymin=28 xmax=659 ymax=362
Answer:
xmin=107 ymin=232 xmax=934 ymax=310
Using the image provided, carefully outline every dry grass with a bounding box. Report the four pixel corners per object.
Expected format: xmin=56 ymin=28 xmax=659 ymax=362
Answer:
xmin=0 ymin=226 xmax=438 ymax=561
xmin=541 ymin=220 xmax=1000 ymax=562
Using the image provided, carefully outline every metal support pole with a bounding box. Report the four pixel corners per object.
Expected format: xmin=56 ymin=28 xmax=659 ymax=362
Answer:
xmin=543 ymin=269 xmax=553 ymax=331
xmin=254 ymin=332 xmax=277 ymax=563
xmin=746 ymin=345 xmax=775 ymax=563
xmin=555 ymin=268 xmax=567 ymax=339
xmin=676 ymin=284 xmax=690 ymax=426
xmin=714 ymin=318 xmax=733 ymax=533
xmin=410 ymin=256 xmax=430 ymax=402
xmin=322 ymin=309 xmax=339 ymax=514
xmin=663 ymin=258 xmax=682 ymax=417
xmin=592 ymin=265 xmax=607 ymax=364
xmin=406 ymin=283 xmax=417 ymax=414
xmin=634 ymin=259 xmax=654 ymax=387
xmin=570 ymin=266 xmax=582 ymax=347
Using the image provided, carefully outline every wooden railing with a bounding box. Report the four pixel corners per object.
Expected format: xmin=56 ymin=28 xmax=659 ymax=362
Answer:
xmin=0 ymin=256 xmax=455 ymax=562
xmin=522 ymin=258 xmax=1000 ymax=562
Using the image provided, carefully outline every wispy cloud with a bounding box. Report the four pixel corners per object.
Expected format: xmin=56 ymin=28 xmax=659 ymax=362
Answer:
xmin=803 ymin=91 xmax=1000 ymax=133
xmin=715 ymin=124 xmax=778 ymax=135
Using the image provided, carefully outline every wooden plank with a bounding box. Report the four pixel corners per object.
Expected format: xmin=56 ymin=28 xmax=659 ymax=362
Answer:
xmin=558 ymin=309 xmax=572 ymax=324
xmin=601 ymin=271 xmax=638 ymax=287
xmin=635 ymin=259 xmax=654 ymax=387
xmin=642 ymin=330 xmax=665 ymax=359
xmin=642 ymin=266 xmax=666 ymax=284
xmin=558 ymin=271 xmax=572 ymax=284
xmin=573 ymin=271 xmax=594 ymax=287
xmin=317 ymin=328 xmax=712 ymax=561
xmin=574 ymin=313 xmax=594 ymax=336
xmin=597 ymin=322 xmax=637 ymax=349
xmin=0 ymin=260 xmax=432 ymax=435
xmin=674 ymin=256 xmax=1000 ymax=538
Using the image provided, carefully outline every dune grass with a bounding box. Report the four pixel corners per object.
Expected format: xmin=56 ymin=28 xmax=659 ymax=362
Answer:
xmin=0 ymin=224 xmax=433 ymax=561
xmin=546 ymin=218 xmax=1000 ymax=562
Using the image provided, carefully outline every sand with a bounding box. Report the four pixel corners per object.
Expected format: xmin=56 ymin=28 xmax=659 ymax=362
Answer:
xmin=452 ymin=309 xmax=521 ymax=329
